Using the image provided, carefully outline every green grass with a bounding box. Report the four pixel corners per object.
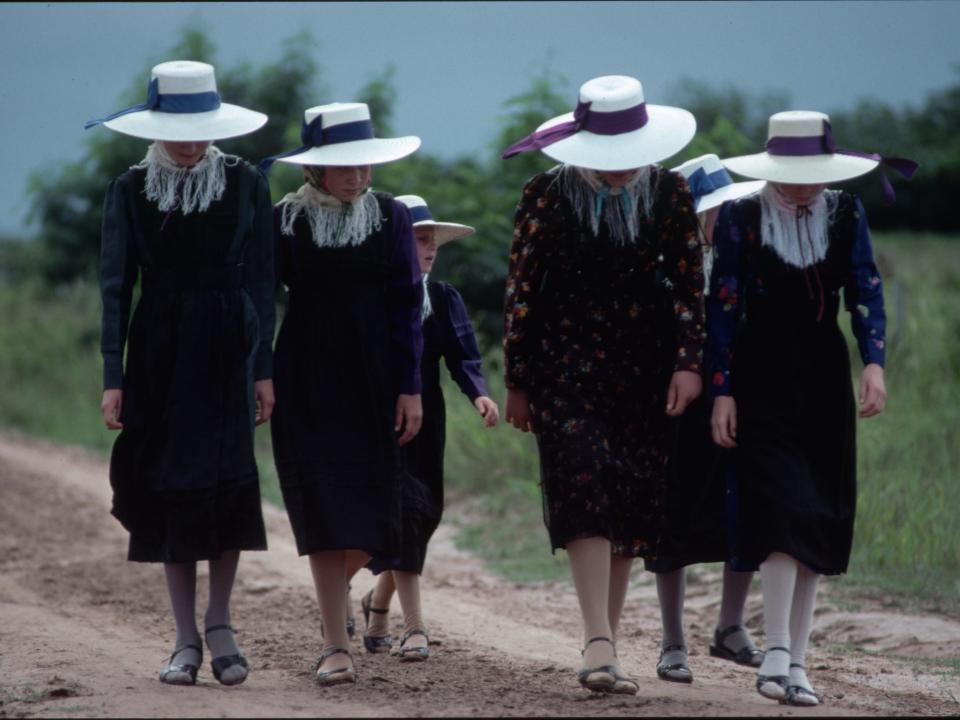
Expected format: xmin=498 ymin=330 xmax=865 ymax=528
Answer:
xmin=0 ymin=232 xmax=957 ymax=601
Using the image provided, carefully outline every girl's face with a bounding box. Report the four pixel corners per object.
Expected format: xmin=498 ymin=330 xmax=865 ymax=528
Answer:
xmin=774 ymin=182 xmax=827 ymax=205
xmin=316 ymin=165 xmax=372 ymax=202
xmin=595 ymin=168 xmax=641 ymax=188
xmin=415 ymin=226 xmax=438 ymax=275
xmin=161 ymin=140 xmax=212 ymax=167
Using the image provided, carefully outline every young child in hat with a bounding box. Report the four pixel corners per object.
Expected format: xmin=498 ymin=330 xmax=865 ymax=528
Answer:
xmin=260 ymin=102 xmax=424 ymax=687
xmin=644 ymin=154 xmax=766 ymax=683
xmin=89 ymin=60 xmax=274 ymax=687
xmin=357 ymin=194 xmax=500 ymax=662
xmin=501 ymin=74 xmax=705 ymax=695
xmin=710 ymin=111 xmax=914 ymax=706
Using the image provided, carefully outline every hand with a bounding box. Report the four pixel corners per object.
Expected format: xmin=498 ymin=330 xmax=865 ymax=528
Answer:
xmin=254 ymin=379 xmax=275 ymax=426
xmin=859 ymin=363 xmax=887 ymax=418
xmin=474 ymin=396 xmax=500 ymax=428
xmin=505 ymin=388 xmax=533 ymax=432
xmin=711 ymin=395 xmax=738 ymax=448
xmin=666 ymin=370 xmax=702 ymax=416
xmin=395 ymin=393 xmax=423 ymax=446
xmin=101 ymin=389 xmax=123 ymax=430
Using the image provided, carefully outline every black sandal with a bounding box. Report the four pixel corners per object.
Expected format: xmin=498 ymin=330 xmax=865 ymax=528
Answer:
xmin=780 ymin=663 xmax=821 ymax=706
xmin=709 ymin=623 xmax=765 ymax=667
xmin=756 ymin=646 xmax=790 ymax=700
xmin=315 ymin=646 xmax=357 ymax=686
xmin=361 ymin=588 xmax=393 ymax=654
xmin=204 ymin=625 xmax=249 ymax=686
xmin=656 ymin=643 xmax=693 ymax=684
xmin=577 ymin=636 xmax=617 ymax=693
xmin=159 ymin=643 xmax=202 ymax=686
xmin=397 ymin=628 xmax=430 ymax=662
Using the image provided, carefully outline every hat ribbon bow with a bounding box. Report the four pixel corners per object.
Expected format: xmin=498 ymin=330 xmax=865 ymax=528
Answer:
xmin=685 ymin=166 xmax=734 ymax=202
xmin=502 ymin=100 xmax=649 ymax=159
xmin=84 ymin=78 xmax=221 ymax=129
xmin=258 ymin=114 xmax=376 ymax=173
xmin=765 ymin=120 xmax=918 ymax=203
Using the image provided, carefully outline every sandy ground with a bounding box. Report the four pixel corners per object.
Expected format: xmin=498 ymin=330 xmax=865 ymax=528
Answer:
xmin=0 ymin=429 xmax=958 ymax=718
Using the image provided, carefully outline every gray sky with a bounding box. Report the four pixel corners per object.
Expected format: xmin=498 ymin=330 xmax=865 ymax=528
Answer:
xmin=1 ymin=1 xmax=958 ymax=236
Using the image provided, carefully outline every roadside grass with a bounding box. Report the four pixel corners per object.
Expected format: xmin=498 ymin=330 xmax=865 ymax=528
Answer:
xmin=0 ymin=233 xmax=956 ymax=604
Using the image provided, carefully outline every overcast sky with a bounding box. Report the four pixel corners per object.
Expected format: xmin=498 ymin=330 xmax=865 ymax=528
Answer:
xmin=2 ymin=1 xmax=958 ymax=236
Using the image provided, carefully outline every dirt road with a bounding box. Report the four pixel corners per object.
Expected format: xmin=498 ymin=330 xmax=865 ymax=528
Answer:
xmin=0 ymin=430 xmax=957 ymax=717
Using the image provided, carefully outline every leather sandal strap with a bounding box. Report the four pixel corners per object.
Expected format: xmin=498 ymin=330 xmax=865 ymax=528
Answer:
xmin=363 ymin=589 xmax=390 ymax=614
xmin=582 ymin=636 xmax=614 ymax=654
xmin=318 ymin=646 xmax=352 ymax=664
xmin=661 ymin=643 xmax=687 ymax=653
xmin=171 ymin=643 xmax=203 ymax=658
xmin=204 ymin=624 xmax=235 ymax=635
xmin=790 ymin=662 xmax=805 ymax=669
xmin=400 ymin=628 xmax=429 ymax=646
xmin=715 ymin=623 xmax=745 ymax=642
xmin=767 ymin=646 xmax=791 ymax=654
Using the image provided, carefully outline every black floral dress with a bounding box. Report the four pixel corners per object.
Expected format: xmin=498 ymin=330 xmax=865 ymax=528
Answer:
xmin=503 ymin=166 xmax=705 ymax=557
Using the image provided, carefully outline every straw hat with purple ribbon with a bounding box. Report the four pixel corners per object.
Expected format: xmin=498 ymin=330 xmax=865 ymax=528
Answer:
xmin=722 ymin=111 xmax=918 ymax=202
xmin=395 ymin=195 xmax=475 ymax=246
xmin=84 ymin=61 xmax=267 ymax=141
xmin=502 ymin=75 xmax=696 ymax=171
xmin=259 ymin=102 xmax=420 ymax=171
xmin=672 ymin=154 xmax=765 ymax=213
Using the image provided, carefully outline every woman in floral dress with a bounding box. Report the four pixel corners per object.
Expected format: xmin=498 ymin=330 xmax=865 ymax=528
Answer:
xmin=501 ymin=74 xmax=704 ymax=694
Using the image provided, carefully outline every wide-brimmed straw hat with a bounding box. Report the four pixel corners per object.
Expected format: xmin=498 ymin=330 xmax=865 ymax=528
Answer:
xmin=396 ymin=195 xmax=475 ymax=245
xmin=672 ymin=154 xmax=765 ymax=213
xmin=502 ymin=75 xmax=695 ymax=171
xmin=722 ymin=111 xmax=918 ymax=201
xmin=84 ymin=61 xmax=267 ymax=141
xmin=259 ymin=103 xmax=420 ymax=171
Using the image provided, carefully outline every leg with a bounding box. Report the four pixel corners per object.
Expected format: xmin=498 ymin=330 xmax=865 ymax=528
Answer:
xmin=308 ymin=551 xmax=357 ymax=685
xmin=567 ymin=537 xmax=618 ymax=691
xmin=608 ymin=553 xmax=633 ymax=640
xmin=394 ymin=570 xmax=429 ymax=661
xmin=655 ymin=568 xmax=692 ymax=682
xmin=160 ymin=561 xmax=201 ymax=685
xmin=710 ymin=563 xmax=764 ymax=666
xmin=343 ymin=550 xmax=370 ymax=638
xmin=204 ymin=549 xmax=248 ymax=685
xmin=756 ymin=552 xmax=797 ymax=700
xmin=359 ymin=571 xmax=395 ymax=653
xmin=786 ymin=565 xmax=821 ymax=705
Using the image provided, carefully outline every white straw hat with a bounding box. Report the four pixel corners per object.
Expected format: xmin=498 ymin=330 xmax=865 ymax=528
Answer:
xmin=722 ymin=111 xmax=880 ymax=184
xmin=502 ymin=75 xmax=695 ymax=171
xmin=672 ymin=154 xmax=765 ymax=213
xmin=396 ymin=195 xmax=475 ymax=245
xmin=260 ymin=103 xmax=420 ymax=170
xmin=84 ymin=61 xmax=267 ymax=141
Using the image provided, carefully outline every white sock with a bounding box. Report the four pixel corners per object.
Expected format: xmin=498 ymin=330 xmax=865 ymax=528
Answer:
xmin=163 ymin=563 xmax=201 ymax=678
xmin=656 ymin=569 xmax=687 ymax=666
xmin=788 ymin=564 xmax=820 ymax=699
xmin=716 ymin=564 xmax=755 ymax=652
xmin=758 ymin=553 xmax=796 ymax=679
xmin=204 ymin=551 xmax=247 ymax=684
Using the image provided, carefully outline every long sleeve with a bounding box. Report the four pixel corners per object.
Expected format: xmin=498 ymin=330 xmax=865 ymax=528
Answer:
xmin=660 ymin=172 xmax=706 ymax=373
xmin=843 ymin=196 xmax=886 ymax=368
xmin=437 ymin=283 xmax=489 ymax=402
xmin=386 ymin=200 xmax=424 ymax=395
xmin=243 ymin=170 xmax=276 ymax=380
xmin=503 ymin=175 xmax=553 ymax=390
xmin=99 ymin=176 xmax=139 ymax=390
xmin=707 ymin=201 xmax=742 ymax=397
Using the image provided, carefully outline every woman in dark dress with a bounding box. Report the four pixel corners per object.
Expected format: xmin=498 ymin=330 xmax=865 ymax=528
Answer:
xmin=359 ymin=194 xmax=499 ymax=662
xmin=501 ymin=75 xmax=704 ymax=694
xmin=644 ymin=153 xmax=767 ymax=683
xmin=711 ymin=111 xmax=914 ymax=705
xmin=90 ymin=60 xmax=273 ymax=687
xmin=260 ymin=102 xmax=423 ymax=686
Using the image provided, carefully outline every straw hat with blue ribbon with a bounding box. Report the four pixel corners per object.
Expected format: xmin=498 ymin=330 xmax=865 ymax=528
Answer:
xmin=259 ymin=103 xmax=420 ymax=171
xmin=84 ymin=60 xmax=267 ymax=141
xmin=502 ymin=75 xmax=696 ymax=171
xmin=672 ymin=154 xmax=765 ymax=214
xmin=395 ymin=195 xmax=475 ymax=246
xmin=722 ymin=111 xmax=917 ymax=203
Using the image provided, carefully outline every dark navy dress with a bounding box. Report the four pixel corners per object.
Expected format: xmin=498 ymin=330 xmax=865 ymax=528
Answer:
xmin=270 ymin=193 xmax=423 ymax=560
xmin=708 ymin=192 xmax=886 ymax=575
xmin=370 ymin=279 xmax=489 ymax=574
xmin=99 ymin=158 xmax=275 ymax=563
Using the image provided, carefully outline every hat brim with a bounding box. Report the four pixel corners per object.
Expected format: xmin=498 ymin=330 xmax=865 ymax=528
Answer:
xmin=691 ymin=179 xmax=766 ymax=213
xmin=722 ymin=152 xmax=879 ymax=184
xmin=102 ymin=103 xmax=268 ymax=141
xmin=275 ymin=137 xmax=421 ymax=167
xmin=536 ymin=105 xmax=696 ymax=171
xmin=413 ymin=220 xmax=475 ymax=246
